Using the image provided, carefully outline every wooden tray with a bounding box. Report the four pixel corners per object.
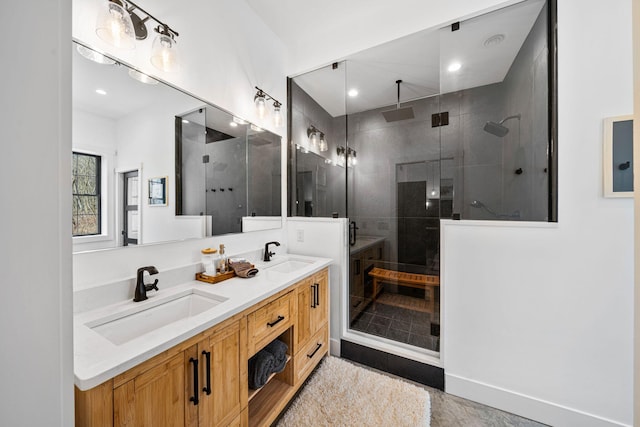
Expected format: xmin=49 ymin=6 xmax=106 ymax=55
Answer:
xmin=196 ymin=270 xmax=235 ymax=284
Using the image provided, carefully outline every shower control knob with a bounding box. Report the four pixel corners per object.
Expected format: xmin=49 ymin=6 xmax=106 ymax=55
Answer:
xmin=515 ymin=168 xmax=523 ymax=175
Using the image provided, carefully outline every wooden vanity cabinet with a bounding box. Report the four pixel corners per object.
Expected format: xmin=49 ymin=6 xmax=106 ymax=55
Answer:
xmin=77 ymin=317 xmax=246 ymax=427
xmin=76 ymin=267 xmax=329 ymax=427
xmin=295 ymin=269 xmax=328 ymax=350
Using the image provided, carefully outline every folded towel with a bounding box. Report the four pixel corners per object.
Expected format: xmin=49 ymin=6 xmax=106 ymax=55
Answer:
xmin=248 ymin=350 xmax=275 ymax=389
xmin=229 ymin=261 xmax=259 ymax=278
xmin=263 ymin=339 xmax=288 ymax=373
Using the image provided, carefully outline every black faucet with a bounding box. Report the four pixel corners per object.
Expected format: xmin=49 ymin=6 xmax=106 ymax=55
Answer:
xmin=134 ymin=266 xmax=159 ymax=302
xmin=263 ymin=241 xmax=281 ymax=262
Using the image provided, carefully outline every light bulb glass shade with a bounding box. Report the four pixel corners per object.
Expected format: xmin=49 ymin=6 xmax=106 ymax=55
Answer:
xmin=76 ymin=44 xmax=116 ymax=65
xmin=318 ymin=134 xmax=328 ymax=152
xmin=128 ymin=69 xmax=158 ymax=85
xmin=151 ymin=34 xmax=179 ymax=72
xmin=273 ymin=105 xmax=283 ymax=127
xmin=309 ymin=131 xmax=319 ymax=147
xmin=255 ymin=95 xmax=267 ymax=118
xmin=96 ymin=0 xmax=136 ymax=49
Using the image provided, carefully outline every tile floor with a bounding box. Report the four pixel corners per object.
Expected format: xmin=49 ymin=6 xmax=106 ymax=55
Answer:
xmin=351 ymin=296 xmax=440 ymax=352
xmin=353 ymin=360 xmax=548 ymax=427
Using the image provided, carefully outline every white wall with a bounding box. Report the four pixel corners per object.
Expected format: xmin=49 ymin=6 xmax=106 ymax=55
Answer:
xmin=442 ymin=1 xmax=634 ymax=426
xmin=0 ymin=1 xmax=74 ymax=426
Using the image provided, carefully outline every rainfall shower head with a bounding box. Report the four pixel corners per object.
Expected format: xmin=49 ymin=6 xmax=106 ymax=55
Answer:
xmin=483 ymin=114 xmax=521 ymax=137
xmin=382 ymin=80 xmax=415 ymax=122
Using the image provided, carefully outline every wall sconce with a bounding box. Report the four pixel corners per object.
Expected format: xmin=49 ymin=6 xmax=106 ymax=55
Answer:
xmin=95 ymin=0 xmax=180 ymax=72
xmin=307 ymin=125 xmax=328 ymax=151
xmin=254 ymin=86 xmax=283 ymax=128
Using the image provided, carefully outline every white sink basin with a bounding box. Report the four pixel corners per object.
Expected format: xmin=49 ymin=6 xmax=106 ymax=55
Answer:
xmin=267 ymin=258 xmax=314 ymax=274
xmin=86 ymin=289 xmax=227 ymax=345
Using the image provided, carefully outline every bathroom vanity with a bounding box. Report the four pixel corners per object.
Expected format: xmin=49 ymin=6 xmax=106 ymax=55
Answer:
xmin=74 ymin=255 xmax=330 ymax=427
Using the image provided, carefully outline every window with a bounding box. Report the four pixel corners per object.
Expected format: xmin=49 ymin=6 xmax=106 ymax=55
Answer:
xmin=72 ymin=152 xmax=102 ymax=236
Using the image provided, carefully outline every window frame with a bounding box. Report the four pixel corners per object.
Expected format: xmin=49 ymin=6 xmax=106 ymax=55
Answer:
xmin=72 ymin=151 xmax=103 ymax=237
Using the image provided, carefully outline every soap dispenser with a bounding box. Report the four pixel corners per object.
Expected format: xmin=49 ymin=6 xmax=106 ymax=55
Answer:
xmin=201 ymin=248 xmax=219 ymax=276
xmin=218 ymin=244 xmax=228 ymax=274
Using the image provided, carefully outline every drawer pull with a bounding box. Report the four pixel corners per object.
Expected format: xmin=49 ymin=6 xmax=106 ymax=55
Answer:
xmin=307 ymin=342 xmax=322 ymax=359
xmin=189 ymin=357 xmax=199 ymax=405
xmin=202 ymin=350 xmax=211 ymax=395
xmin=267 ymin=315 xmax=285 ymax=327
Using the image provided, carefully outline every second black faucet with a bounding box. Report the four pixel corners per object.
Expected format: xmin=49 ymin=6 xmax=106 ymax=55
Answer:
xmin=263 ymin=241 xmax=280 ymax=262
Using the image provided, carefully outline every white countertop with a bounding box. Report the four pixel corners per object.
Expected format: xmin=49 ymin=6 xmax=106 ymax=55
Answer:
xmin=74 ymin=254 xmax=332 ymax=390
xmin=349 ymin=236 xmax=385 ymax=254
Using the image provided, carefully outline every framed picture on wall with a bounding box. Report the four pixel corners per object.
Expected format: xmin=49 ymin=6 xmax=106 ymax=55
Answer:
xmin=603 ymin=115 xmax=634 ymax=198
xmin=148 ymin=176 xmax=168 ymax=206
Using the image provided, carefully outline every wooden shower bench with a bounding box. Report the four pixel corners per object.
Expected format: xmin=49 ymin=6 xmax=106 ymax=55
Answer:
xmin=369 ymin=267 xmax=440 ymax=312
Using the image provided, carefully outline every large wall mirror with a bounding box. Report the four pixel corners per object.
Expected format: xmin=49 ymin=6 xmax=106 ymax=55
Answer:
xmin=72 ymin=42 xmax=281 ymax=253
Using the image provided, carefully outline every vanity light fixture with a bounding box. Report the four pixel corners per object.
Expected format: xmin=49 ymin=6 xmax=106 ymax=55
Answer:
xmin=95 ymin=0 xmax=180 ymax=72
xmin=307 ymin=125 xmax=328 ymax=152
xmin=254 ymin=86 xmax=284 ymax=127
xmin=337 ymin=146 xmax=357 ymax=167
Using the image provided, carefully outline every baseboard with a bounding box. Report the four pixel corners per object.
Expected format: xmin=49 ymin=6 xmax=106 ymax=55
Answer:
xmin=446 ymin=374 xmax=631 ymax=427
xmin=329 ymin=337 xmax=340 ymax=356
xmin=341 ymin=340 xmax=444 ymax=390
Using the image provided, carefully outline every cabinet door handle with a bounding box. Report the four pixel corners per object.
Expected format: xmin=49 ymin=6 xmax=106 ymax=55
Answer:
xmin=267 ymin=315 xmax=285 ymax=327
xmin=310 ymin=285 xmax=316 ymax=308
xmin=189 ymin=357 xmax=199 ymax=405
xmin=307 ymin=342 xmax=322 ymax=358
xmin=314 ymin=283 xmax=320 ymax=307
xmin=202 ymin=350 xmax=211 ymax=395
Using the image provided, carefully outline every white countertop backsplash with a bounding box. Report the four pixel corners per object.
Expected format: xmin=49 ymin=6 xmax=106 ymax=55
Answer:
xmin=74 ymin=253 xmax=332 ymax=390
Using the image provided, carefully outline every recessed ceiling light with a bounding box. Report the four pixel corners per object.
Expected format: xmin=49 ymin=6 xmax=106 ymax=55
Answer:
xmin=348 ymin=89 xmax=359 ymax=97
xmin=484 ymin=33 xmax=506 ymax=47
xmin=95 ymin=89 xmax=107 ymax=95
xmin=229 ymin=121 xmax=238 ymax=127
xmin=182 ymin=119 xmax=189 ymax=124
xmin=447 ymin=62 xmax=462 ymax=72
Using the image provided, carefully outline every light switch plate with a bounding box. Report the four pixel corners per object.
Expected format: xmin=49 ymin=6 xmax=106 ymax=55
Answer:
xmin=296 ymin=229 xmax=304 ymax=242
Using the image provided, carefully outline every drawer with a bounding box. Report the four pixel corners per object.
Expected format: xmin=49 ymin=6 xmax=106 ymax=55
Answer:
xmin=294 ymin=323 xmax=328 ymax=385
xmin=247 ymin=292 xmax=292 ymax=357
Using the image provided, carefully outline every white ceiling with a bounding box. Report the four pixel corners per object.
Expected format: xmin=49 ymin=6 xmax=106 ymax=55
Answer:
xmin=72 ymin=46 xmax=247 ymax=137
xmin=246 ymin=0 xmax=545 ymax=117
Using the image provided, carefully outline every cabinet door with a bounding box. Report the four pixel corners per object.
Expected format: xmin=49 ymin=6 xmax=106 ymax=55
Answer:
xmin=310 ymin=269 xmax=329 ymax=333
xmin=295 ymin=277 xmax=314 ymax=349
xmin=114 ymin=352 xmax=187 ymax=427
xmin=199 ymin=321 xmax=244 ymax=427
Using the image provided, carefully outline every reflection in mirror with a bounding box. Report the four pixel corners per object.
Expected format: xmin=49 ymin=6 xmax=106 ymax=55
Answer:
xmin=72 ymin=42 xmax=281 ymax=253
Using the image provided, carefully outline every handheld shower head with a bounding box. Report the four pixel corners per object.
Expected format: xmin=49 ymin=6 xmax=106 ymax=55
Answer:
xmin=483 ymin=114 xmax=521 ymax=137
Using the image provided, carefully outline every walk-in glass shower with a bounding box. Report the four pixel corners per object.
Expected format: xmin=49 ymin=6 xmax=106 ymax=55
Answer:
xmin=288 ymin=0 xmax=555 ymax=357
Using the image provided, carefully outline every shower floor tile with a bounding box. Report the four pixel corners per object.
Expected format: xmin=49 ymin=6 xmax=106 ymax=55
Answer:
xmin=350 ymin=292 xmax=439 ymax=352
